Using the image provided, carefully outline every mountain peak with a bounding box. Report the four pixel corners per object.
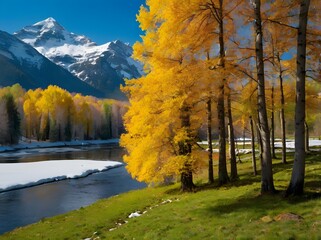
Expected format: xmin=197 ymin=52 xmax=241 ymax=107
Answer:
xmin=14 ymin=17 xmax=93 ymax=47
xmin=36 ymin=17 xmax=57 ymax=24
xmin=45 ymin=17 xmax=56 ymax=22
xmin=33 ymin=17 xmax=64 ymax=32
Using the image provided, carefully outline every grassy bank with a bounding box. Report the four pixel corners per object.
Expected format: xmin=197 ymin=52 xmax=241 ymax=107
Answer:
xmin=2 ymin=151 xmax=321 ymax=240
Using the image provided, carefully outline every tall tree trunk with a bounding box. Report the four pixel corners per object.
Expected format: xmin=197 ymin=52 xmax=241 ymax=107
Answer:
xmin=280 ymin=109 xmax=287 ymax=163
xmin=235 ymin=138 xmax=242 ymax=163
xmin=257 ymin=124 xmax=263 ymax=164
xmin=179 ymin=105 xmax=195 ymax=191
xmin=305 ymin=121 xmax=309 ymax=152
xmin=227 ymin=91 xmax=237 ymax=180
xmin=253 ymin=0 xmax=275 ymax=193
xmin=207 ymin=98 xmax=214 ymax=184
xmin=217 ymin=83 xmax=229 ymax=185
xmin=271 ymin=85 xmax=277 ymax=159
xmin=217 ymin=0 xmax=229 ymax=185
xmin=243 ymin=129 xmax=246 ymax=149
xmin=286 ymin=0 xmax=310 ymax=196
xmin=278 ymin=53 xmax=287 ymax=164
xmin=181 ymin=171 xmax=194 ymax=192
xmin=250 ymin=116 xmax=257 ymax=176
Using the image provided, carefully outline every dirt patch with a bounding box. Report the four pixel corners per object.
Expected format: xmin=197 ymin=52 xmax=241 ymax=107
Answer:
xmin=274 ymin=213 xmax=303 ymax=222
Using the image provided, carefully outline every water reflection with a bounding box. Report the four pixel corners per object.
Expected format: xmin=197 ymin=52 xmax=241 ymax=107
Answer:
xmin=0 ymin=144 xmax=125 ymax=163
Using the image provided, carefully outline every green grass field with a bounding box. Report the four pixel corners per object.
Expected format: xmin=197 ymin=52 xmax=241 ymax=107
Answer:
xmin=2 ymin=151 xmax=321 ymax=240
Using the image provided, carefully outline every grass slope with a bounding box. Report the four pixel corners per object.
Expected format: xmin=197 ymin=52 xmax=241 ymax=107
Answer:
xmin=2 ymin=151 xmax=321 ymax=240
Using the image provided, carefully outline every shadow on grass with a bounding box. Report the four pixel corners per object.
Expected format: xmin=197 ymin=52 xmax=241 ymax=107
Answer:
xmin=204 ymin=190 xmax=321 ymax=218
xmin=204 ymin=193 xmax=283 ymax=216
xmin=165 ymin=152 xmax=321 ymax=199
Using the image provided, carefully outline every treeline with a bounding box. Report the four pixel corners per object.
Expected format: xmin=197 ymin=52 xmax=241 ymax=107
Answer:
xmin=121 ymin=0 xmax=320 ymax=195
xmin=0 ymin=84 xmax=126 ymax=145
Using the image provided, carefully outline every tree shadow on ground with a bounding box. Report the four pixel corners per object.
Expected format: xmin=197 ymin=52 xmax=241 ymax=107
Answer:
xmin=165 ymin=152 xmax=321 ymax=196
xmin=204 ymin=189 xmax=321 ymax=218
xmin=204 ymin=193 xmax=281 ymax=216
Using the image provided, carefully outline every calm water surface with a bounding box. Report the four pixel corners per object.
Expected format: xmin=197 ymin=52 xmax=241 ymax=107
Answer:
xmin=0 ymin=144 xmax=146 ymax=234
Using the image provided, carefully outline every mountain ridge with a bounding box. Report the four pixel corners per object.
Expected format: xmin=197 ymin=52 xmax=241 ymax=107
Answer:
xmin=0 ymin=30 xmax=104 ymax=97
xmin=15 ymin=17 xmax=143 ymax=99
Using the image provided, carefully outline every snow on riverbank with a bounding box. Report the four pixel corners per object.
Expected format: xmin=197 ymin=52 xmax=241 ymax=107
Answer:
xmin=0 ymin=160 xmax=123 ymax=193
xmin=274 ymin=140 xmax=321 ymax=149
xmin=199 ymin=139 xmax=321 ymax=150
xmin=0 ymin=139 xmax=119 ymax=153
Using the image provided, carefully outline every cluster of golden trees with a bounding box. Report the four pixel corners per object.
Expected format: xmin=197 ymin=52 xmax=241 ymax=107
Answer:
xmin=121 ymin=0 xmax=321 ymax=195
xmin=0 ymin=84 xmax=126 ymax=144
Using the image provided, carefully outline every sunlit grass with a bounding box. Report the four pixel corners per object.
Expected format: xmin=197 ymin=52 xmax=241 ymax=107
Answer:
xmin=2 ymin=151 xmax=321 ymax=239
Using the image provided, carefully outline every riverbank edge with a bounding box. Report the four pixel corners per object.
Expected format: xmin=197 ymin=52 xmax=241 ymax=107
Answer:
xmin=0 ymin=162 xmax=124 ymax=194
xmin=0 ymin=138 xmax=120 ymax=153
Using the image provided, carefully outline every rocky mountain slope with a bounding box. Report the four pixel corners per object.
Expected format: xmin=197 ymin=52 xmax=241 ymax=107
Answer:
xmin=15 ymin=18 xmax=142 ymax=99
xmin=0 ymin=30 xmax=104 ymax=97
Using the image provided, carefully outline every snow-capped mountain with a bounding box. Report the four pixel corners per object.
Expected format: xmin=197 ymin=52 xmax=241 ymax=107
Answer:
xmin=0 ymin=30 xmax=104 ymax=97
xmin=15 ymin=17 xmax=143 ymax=99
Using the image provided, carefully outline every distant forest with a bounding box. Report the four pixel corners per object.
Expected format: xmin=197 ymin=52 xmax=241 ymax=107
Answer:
xmin=0 ymin=84 xmax=127 ymax=145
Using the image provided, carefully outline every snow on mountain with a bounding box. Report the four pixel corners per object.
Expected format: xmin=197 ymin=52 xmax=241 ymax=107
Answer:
xmin=18 ymin=17 xmax=93 ymax=48
xmin=0 ymin=30 xmax=43 ymax=69
xmin=15 ymin=18 xmax=143 ymax=99
xmin=0 ymin=30 xmax=104 ymax=97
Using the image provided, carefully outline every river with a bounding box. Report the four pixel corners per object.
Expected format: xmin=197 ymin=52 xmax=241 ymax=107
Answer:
xmin=0 ymin=144 xmax=146 ymax=234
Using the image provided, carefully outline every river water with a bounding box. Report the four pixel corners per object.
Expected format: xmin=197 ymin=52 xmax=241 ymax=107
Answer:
xmin=0 ymin=144 xmax=146 ymax=234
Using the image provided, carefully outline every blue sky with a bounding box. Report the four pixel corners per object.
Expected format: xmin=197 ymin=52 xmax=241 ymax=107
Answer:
xmin=0 ymin=0 xmax=145 ymax=45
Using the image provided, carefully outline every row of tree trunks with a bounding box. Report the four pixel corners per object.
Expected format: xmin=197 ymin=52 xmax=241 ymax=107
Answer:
xmin=206 ymin=0 xmax=310 ymax=193
xmin=204 ymin=0 xmax=309 ymax=196
xmin=207 ymin=90 xmax=238 ymax=183
xmin=207 ymin=89 xmax=239 ymax=183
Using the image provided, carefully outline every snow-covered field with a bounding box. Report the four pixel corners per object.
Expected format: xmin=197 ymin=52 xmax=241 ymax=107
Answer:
xmin=197 ymin=139 xmax=321 ymax=155
xmin=274 ymin=139 xmax=321 ymax=149
xmin=0 ymin=160 xmax=123 ymax=193
xmin=199 ymin=139 xmax=321 ymax=149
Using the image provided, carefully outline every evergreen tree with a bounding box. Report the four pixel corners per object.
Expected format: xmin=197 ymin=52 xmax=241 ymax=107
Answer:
xmin=64 ymin=109 xmax=72 ymax=141
xmin=0 ymin=99 xmax=9 ymax=145
xmin=3 ymin=93 xmax=20 ymax=144
xmin=100 ymin=102 xmax=112 ymax=139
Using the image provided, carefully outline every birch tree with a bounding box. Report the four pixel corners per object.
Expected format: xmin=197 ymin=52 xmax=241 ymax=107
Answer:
xmin=252 ymin=0 xmax=275 ymax=193
xmin=286 ymin=0 xmax=310 ymax=196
